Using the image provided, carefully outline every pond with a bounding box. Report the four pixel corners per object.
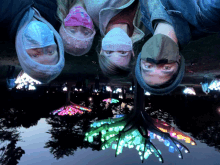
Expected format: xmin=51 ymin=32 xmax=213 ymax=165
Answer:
xmin=1 ymin=92 xmax=220 ymax=165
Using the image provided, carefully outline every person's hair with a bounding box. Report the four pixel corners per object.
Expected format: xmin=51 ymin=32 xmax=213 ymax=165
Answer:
xmin=56 ymin=0 xmax=76 ymax=22
xmin=96 ymin=37 xmax=136 ymax=82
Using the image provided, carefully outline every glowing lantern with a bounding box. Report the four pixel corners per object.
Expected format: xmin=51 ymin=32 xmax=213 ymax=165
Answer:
xmin=185 ymin=137 xmax=191 ymax=143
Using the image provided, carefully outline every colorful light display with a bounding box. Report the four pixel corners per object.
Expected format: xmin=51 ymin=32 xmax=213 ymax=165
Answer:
xmin=103 ymin=98 xmax=119 ymax=104
xmin=15 ymin=70 xmax=41 ymax=90
xmin=208 ymin=79 xmax=220 ymax=91
xmin=151 ymin=118 xmax=196 ymax=145
xmin=84 ymin=115 xmax=192 ymax=163
xmin=51 ymin=101 xmax=92 ymax=116
xmin=183 ymin=87 xmax=196 ymax=95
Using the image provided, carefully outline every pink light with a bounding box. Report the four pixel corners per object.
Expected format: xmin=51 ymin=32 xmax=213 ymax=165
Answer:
xmin=58 ymin=106 xmax=84 ymax=116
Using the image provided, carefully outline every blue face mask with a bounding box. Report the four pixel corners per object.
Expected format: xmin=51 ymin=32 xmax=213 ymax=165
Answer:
xmin=23 ymin=21 xmax=56 ymax=50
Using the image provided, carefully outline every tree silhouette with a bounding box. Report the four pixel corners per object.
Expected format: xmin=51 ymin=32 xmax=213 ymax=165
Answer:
xmin=45 ymin=113 xmax=101 ymax=159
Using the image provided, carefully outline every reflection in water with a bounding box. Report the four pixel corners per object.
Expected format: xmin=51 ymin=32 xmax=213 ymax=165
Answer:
xmin=0 ymin=117 xmax=25 ymax=164
xmin=84 ymin=111 xmax=193 ymax=163
xmin=45 ymin=113 xmax=100 ymax=159
xmin=2 ymin=87 xmax=220 ymax=164
xmin=51 ymin=101 xmax=92 ymax=116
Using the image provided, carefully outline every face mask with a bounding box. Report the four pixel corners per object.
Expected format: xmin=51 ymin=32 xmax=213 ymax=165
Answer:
xmin=64 ymin=6 xmax=94 ymax=31
xmin=102 ymin=27 xmax=132 ymax=51
xmin=59 ymin=23 xmax=96 ymax=56
xmin=141 ymin=34 xmax=180 ymax=64
xmin=23 ymin=21 xmax=56 ymax=50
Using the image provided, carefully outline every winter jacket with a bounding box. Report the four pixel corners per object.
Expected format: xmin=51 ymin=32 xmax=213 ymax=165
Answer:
xmin=83 ymin=0 xmax=151 ymax=45
xmin=139 ymin=0 xmax=220 ymax=50
xmin=0 ymin=0 xmax=60 ymax=42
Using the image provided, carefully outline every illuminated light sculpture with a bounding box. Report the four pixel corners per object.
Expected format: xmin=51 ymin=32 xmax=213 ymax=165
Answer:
xmin=208 ymin=79 xmax=220 ymax=91
xmin=63 ymin=87 xmax=67 ymax=91
xmin=15 ymin=70 xmax=41 ymax=90
xmin=84 ymin=114 xmax=191 ymax=163
xmin=103 ymin=98 xmax=119 ymax=104
xmin=51 ymin=101 xmax=92 ymax=116
xmin=106 ymin=86 xmax=112 ymax=92
xmin=145 ymin=91 xmax=151 ymax=96
xmin=151 ymin=118 xmax=196 ymax=146
xmin=183 ymin=87 xmax=196 ymax=95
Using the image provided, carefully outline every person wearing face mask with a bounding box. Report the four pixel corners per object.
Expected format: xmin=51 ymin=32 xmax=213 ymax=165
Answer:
xmin=135 ymin=0 xmax=220 ymax=95
xmin=0 ymin=0 xmax=65 ymax=84
xmin=83 ymin=0 xmax=151 ymax=80
xmin=57 ymin=0 xmax=96 ymax=56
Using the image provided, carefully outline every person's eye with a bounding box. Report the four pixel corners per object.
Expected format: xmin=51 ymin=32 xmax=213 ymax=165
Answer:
xmin=163 ymin=65 xmax=172 ymax=70
xmin=118 ymin=51 xmax=128 ymax=55
xmin=105 ymin=51 xmax=113 ymax=54
xmin=84 ymin=31 xmax=90 ymax=35
xmin=48 ymin=49 xmax=55 ymax=55
xmin=145 ymin=65 xmax=153 ymax=69
xmin=70 ymin=29 xmax=76 ymax=33
xmin=31 ymin=54 xmax=38 ymax=58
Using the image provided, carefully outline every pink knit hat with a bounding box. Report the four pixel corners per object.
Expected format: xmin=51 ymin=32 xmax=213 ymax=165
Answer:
xmin=59 ymin=6 xmax=96 ymax=56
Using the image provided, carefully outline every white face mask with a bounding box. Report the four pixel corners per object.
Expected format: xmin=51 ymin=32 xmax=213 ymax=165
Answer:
xmin=102 ymin=27 xmax=132 ymax=51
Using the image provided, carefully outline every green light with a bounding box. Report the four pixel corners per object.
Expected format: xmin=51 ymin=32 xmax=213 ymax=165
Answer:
xmin=102 ymin=130 xmax=106 ymax=135
xmin=112 ymin=144 xmax=117 ymax=150
xmin=114 ymin=127 xmax=119 ymax=132
xmin=120 ymin=140 xmax=125 ymax=145
xmin=106 ymin=136 xmax=109 ymax=140
xmin=136 ymin=145 xmax=140 ymax=151
xmin=101 ymin=138 xmax=105 ymax=142
xmin=159 ymin=158 xmax=162 ymax=162
xmin=102 ymin=146 xmax=105 ymax=150
xmin=158 ymin=150 xmax=162 ymax=154
xmin=144 ymin=152 xmax=149 ymax=159
xmin=85 ymin=133 xmax=88 ymax=136
xmin=88 ymin=136 xmax=93 ymax=143
xmin=109 ymin=128 xmax=113 ymax=131
xmin=140 ymin=156 xmax=143 ymax=160
xmin=139 ymin=152 xmax=142 ymax=155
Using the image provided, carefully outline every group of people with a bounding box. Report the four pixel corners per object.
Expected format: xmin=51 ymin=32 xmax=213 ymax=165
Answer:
xmin=1 ymin=0 xmax=220 ymax=94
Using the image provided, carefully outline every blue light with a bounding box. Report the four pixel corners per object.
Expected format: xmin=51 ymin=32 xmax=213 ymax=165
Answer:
xmin=169 ymin=146 xmax=174 ymax=153
xmin=164 ymin=140 xmax=170 ymax=147
xmin=150 ymin=132 xmax=155 ymax=139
